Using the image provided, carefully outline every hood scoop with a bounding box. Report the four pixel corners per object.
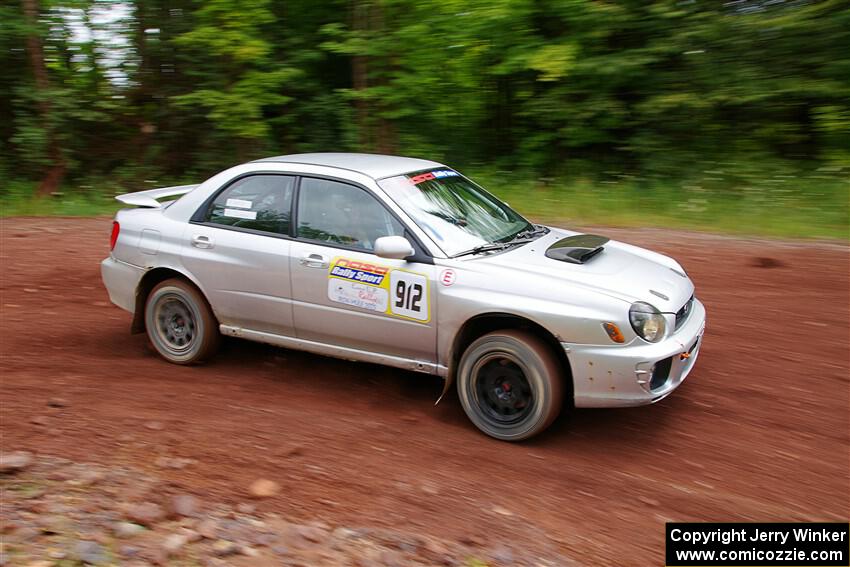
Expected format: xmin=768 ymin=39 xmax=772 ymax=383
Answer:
xmin=545 ymin=234 xmax=610 ymax=264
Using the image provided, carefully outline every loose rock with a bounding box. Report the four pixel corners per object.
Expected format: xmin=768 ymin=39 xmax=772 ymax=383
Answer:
xmin=333 ymin=527 xmax=360 ymax=541
xmin=491 ymin=545 xmax=514 ymax=564
xmin=118 ymin=545 xmax=141 ymax=558
xmin=76 ymin=467 xmax=105 ymax=486
xmin=292 ymin=523 xmax=329 ymax=544
xmin=423 ymin=537 xmax=454 ymax=565
xmin=1 ymin=453 xmax=570 ymax=566
xmin=124 ymin=502 xmax=165 ymax=526
xmin=196 ymin=518 xmax=218 ymax=539
xmin=162 ymin=533 xmax=188 ymax=556
xmin=72 ymin=540 xmax=109 ymax=565
xmin=271 ymin=545 xmax=290 ymax=556
xmin=170 ymin=494 xmax=200 ymax=518
xmin=46 ymin=549 xmax=67 ymax=560
xmin=181 ymin=528 xmax=203 ymax=543
xmin=212 ymin=539 xmax=240 ymax=557
xmin=0 ymin=451 xmax=33 ymax=474
xmin=113 ymin=521 xmax=146 ymax=539
xmin=248 ymin=478 xmax=280 ymax=498
xmin=241 ymin=546 xmax=260 ymax=557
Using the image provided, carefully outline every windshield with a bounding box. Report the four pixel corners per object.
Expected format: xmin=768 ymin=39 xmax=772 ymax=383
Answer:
xmin=378 ymin=169 xmax=533 ymax=257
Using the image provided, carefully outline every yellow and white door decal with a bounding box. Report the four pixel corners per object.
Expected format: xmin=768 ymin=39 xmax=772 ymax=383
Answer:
xmin=327 ymin=258 xmax=430 ymax=323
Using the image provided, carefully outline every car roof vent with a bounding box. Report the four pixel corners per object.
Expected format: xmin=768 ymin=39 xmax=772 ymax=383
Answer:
xmin=545 ymin=234 xmax=610 ymax=264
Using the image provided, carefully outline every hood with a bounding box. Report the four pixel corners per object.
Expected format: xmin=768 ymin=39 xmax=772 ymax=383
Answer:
xmin=473 ymin=227 xmax=694 ymax=311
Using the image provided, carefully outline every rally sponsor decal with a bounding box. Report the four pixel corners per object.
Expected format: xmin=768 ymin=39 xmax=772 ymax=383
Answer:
xmin=327 ymin=278 xmax=389 ymax=313
xmin=410 ymin=172 xmax=435 ymax=185
xmin=328 ymin=258 xmax=430 ymax=322
xmin=329 ymin=258 xmax=389 ymax=286
xmin=431 ymin=169 xmax=459 ymax=178
xmin=409 ymin=169 xmax=460 ymax=185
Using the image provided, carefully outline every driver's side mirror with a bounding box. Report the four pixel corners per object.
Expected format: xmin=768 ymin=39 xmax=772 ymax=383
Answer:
xmin=374 ymin=236 xmax=415 ymax=260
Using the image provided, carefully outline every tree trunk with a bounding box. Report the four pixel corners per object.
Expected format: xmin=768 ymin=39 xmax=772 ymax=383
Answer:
xmin=22 ymin=0 xmax=66 ymax=196
xmin=351 ymin=0 xmax=371 ymax=151
xmin=371 ymin=1 xmax=396 ymax=155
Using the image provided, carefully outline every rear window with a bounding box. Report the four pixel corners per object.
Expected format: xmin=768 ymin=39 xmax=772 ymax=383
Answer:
xmin=207 ymin=175 xmax=295 ymax=235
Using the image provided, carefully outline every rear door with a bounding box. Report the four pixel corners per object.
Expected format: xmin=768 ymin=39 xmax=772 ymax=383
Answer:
xmin=289 ymin=177 xmax=437 ymax=363
xmin=181 ymin=174 xmax=296 ymax=336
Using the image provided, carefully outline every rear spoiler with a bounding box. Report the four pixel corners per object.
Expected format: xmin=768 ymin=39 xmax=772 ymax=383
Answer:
xmin=115 ymin=184 xmax=197 ymax=208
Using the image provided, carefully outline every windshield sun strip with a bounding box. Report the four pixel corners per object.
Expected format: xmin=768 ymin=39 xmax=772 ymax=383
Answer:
xmin=379 ymin=169 xmax=535 ymax=257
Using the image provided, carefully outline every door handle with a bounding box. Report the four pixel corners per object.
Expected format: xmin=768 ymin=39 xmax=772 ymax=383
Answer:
xmin=300 ymin=253 xmax=329 ymax=269
xmin=191 ymin=234 xmax=213 ymax=249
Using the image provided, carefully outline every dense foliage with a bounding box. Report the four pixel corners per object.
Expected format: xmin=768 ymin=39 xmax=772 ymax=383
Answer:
xmin=1 ymin=0 xmax=848 ymax=195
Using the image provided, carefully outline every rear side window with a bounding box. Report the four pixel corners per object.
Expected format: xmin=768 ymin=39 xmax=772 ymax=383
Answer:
xmin=207 ymin=175 xmax=295 ymax=235
xmin=296 ymin=177 xmax=404 ymax=251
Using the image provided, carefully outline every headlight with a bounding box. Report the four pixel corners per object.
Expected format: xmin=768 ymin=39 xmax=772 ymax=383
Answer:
xmin=629 ymin=302 xmax=666 ymax=342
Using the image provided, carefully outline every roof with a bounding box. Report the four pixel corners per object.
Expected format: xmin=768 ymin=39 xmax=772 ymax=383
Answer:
xmin=254 ymin=153 xmax=444 ymax=180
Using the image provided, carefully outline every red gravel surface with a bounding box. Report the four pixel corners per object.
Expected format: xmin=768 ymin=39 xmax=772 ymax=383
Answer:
xmin=1 ymin=217 xmax=848 ymax=565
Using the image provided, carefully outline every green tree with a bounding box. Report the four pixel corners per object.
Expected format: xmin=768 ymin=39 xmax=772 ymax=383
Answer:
xmin=1 ymin=0 xmax=847 ymax=192
xmin=170 ymin=0 xmax=301 ymax=162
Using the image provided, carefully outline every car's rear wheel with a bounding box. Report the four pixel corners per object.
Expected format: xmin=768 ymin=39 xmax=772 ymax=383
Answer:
xmin=457 ymin=330 xmax=563 ymax=441
xmin=145 ymin=278 xmax=220 ymax=364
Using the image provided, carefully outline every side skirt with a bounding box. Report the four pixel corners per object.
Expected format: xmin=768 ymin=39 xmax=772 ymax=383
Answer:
xmin=220 ymin=324 xmax=448 ymax=377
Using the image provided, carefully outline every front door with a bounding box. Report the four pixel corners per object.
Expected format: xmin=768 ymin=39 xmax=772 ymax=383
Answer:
xmin=181 ymin=174 xmax=296 ymax=336
xmin=289 ymin=177 xmax=437 ymax=363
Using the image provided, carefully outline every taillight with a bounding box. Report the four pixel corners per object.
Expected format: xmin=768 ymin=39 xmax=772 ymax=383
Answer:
xmin=110 ymin=221 xmax=120 ymax=251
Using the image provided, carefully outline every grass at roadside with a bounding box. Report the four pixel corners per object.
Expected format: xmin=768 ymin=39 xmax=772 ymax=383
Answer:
xmin=474 ymin=170 xmax=849 ymax=241
xmin=0 ymin=181 xmax=123 ymax=217
xmin=2 ymin=173 xmax=848 ymax=240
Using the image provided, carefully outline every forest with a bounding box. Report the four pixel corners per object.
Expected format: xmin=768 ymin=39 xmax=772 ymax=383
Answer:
xmin=1 ymin=0 xmax=848 ymax=237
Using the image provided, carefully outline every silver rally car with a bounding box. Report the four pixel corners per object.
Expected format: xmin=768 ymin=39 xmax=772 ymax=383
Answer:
xmin=101 ymin=153 xmax=706 ymax=441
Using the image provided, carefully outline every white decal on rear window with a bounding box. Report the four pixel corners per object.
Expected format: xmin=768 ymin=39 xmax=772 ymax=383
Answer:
xmin=223 ymin=208 xmax=257 ymax=220
xmin=225 ymin=198 xmax=253 ymax=209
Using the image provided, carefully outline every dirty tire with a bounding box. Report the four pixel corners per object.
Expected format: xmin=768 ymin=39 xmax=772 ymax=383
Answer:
xmin=457 ymin=330 xmax=564 ymax=441
xmin=145 ymin=278 xmax=220 ymax=364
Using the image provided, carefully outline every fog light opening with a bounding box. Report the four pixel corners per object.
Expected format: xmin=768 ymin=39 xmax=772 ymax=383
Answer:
xmin=649 ymin=357 xmax=673 ymax=391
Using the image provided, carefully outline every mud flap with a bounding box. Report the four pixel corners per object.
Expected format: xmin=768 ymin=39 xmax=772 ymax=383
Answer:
xmin=435 ymin=375 xmax=453 ymax=405
xmin=130 ymin=310 xmax=145 ymax=334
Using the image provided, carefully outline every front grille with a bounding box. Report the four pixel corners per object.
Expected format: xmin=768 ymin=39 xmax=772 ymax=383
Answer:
xmin=675 ymin=295 xmax=694 ymax=330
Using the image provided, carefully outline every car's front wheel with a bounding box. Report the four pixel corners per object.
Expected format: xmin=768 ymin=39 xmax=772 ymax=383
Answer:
xmin=145 ymin=278 xmax=220 ymax=364
xmin=457 ymin=330 xmax=564 ymax=441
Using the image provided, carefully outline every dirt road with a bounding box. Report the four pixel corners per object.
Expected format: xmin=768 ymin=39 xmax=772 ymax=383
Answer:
xmin=1 ymin=217 xmax=848 ymax=565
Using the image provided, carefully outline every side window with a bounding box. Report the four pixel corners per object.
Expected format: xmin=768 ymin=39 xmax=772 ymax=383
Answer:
xmin=297 ymin=178 xmax=404 ymax=252
xmin=207 ymin=175 xmax=295 ymax=235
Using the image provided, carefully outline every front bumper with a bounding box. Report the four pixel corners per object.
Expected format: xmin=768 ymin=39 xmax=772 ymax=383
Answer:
xmin=564 ymin=298 xmax=706 ymax=408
